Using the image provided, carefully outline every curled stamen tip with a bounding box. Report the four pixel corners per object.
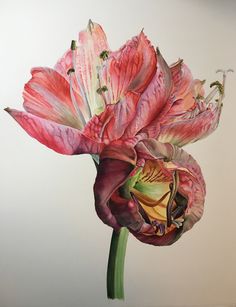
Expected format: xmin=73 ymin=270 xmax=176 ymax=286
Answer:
xmin=70 ymin=40 xmax=77 ymax=50
xmin=216 ymin=68 xmax=234 ymax=75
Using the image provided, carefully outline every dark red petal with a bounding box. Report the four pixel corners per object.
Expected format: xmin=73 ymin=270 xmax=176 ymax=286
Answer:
xmin=93 ymin=144 xmax=136 ymax=229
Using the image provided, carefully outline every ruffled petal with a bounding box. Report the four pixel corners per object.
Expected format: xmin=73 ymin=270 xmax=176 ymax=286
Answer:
xmin=23 ymin=67 xmax=85 ymax=129
xmin=5 ymin=108 xmax=103 ymax=155
xmin=100 ymin=31 xmax=157 ymax=104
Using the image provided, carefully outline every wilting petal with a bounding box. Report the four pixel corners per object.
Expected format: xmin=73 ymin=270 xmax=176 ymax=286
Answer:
xmin=136 ymin=139 xmax=206 ymax=235
xmin=101 ymin=31 xmax=157 ymax=104
xmin=94 ymin=144 xmax=137 ymax=229
xmin=23 ymin=67 xmax=85 ymax=129
xmin=131 ymin=226 xmax=183 ymax=246
xmin=5 ymin=109 xmax=104 ymax=155
xmin=83 ymin=92 xmax=140 ymax=143
xmin=123 ymin=50 xmax=172 ymax=139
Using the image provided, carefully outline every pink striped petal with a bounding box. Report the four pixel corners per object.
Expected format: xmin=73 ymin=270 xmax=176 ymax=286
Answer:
xmin=54 ymin=21 xmax=109 ymax=116
xmin=158 ymin=103 xmax=222 ymax=146
xmin=83 ymin=92 xmax=140 ymax=143
xmin=23 ymin=67 xmax=85 ymax=129
xmin=5 ymin=108 xmax=104 ymax=155
xmin=123 ymin=50 xmax=172 ymax=139
xmin=101 ymin=31 xmax=157 ymax=104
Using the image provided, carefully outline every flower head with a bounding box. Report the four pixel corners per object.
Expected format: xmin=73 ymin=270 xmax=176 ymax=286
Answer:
xmin=5 ymin=21 xmax=227 ymax=245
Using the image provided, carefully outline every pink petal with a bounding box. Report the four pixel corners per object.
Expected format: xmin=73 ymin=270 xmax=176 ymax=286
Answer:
xmin=54 ymin=21 xmax=109 ymax=116
xmin=83 ymin=92 xmax=140 ymax=143
xmin=170 ymin=60 xmax=194 ymax=100
xmin=5 ymin=108 xmax=104 ymax=155
xmin=101 ymin=31 xmax=157 ymax=104
xmin=23 ymin=67 xmax=85 ymax=129
xmin=123 ymin=50 xmax=172 ymax=139
xmin=157 ymin=103 xmax=222 ymax=146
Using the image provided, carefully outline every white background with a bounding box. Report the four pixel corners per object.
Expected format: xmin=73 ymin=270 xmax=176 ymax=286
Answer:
xmin=1 ymin=0 xmax=236 ymax=306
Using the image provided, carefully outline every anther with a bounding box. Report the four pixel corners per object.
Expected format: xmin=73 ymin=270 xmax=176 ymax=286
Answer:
xmin=99 ymin=50 xmax=109 ymax=60
xmin=67 ymin=68 xmax=75 ymax=75
xmin=96 ymin=85 xmax=108 ymax=94
xmin=70 ymin=40 xmax=77 ymax=51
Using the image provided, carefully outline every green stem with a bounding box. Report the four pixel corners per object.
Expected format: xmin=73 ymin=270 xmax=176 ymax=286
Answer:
xmin=107 ymin=227 xmax=129 ymax=299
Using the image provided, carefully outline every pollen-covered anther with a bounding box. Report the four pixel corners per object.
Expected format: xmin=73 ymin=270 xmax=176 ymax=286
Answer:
xmin=96 ymin=85 xmax=108 ymax=94
xmin=99 ymin=50 xmax=109 ymax=60
xmin=70 ymin=40 xmax=77 ymax=51
xmin=210 ymin=81 xmax=224 ymax=95
xmin=67 ymin=68 xmax=75 ymax=75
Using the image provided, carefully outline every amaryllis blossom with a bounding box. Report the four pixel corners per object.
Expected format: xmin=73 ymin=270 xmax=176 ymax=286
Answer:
xmin=5 ymin=20 xmax=227 ymax=245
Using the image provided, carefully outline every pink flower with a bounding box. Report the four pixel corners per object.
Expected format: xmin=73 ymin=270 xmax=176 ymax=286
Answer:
xmin=5 ymin=21 xmax=227 ymax=245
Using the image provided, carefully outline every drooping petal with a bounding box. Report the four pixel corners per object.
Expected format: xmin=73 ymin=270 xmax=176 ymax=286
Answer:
xmin=93 ymin=144 xmax=137 ymax=229
xmin=100 ymin=31 xmax=157 ymax=104
xmin=136 ymin=139 xmax=206 ymax=234
xmin=83 ymin=92 xmax=140 ymax=143
xmin=23 ymin=67 xmax=85 ymax=129
xmin=123 ymin=50 xmax=172 ymax=139
xmin=5 ymin=108 xmax=104 ymax=155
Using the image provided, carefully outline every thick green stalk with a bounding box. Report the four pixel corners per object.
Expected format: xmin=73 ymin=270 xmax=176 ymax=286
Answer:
xmin=107 ymin=227 xmax=129 ymax=299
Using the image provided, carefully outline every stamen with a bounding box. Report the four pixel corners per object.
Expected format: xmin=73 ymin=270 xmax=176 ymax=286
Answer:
xmin=166 ymin=171 xmax=179 ymax=227
xmin=68 ymin=70 xmax=86 ymax=127
xmin=130 ymin=188 xmax=170 ymax=208
xmin=70 ymin=40 xmax=92 ymax=119
xmin=206 ymin=69 xmax=233 ymax=105
xmin=96 ymin=66 xmax=109 ymax=105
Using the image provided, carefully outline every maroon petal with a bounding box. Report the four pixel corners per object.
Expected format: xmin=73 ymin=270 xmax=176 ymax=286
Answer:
xmin=93 ymin=144 xmax=137 ymax=230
